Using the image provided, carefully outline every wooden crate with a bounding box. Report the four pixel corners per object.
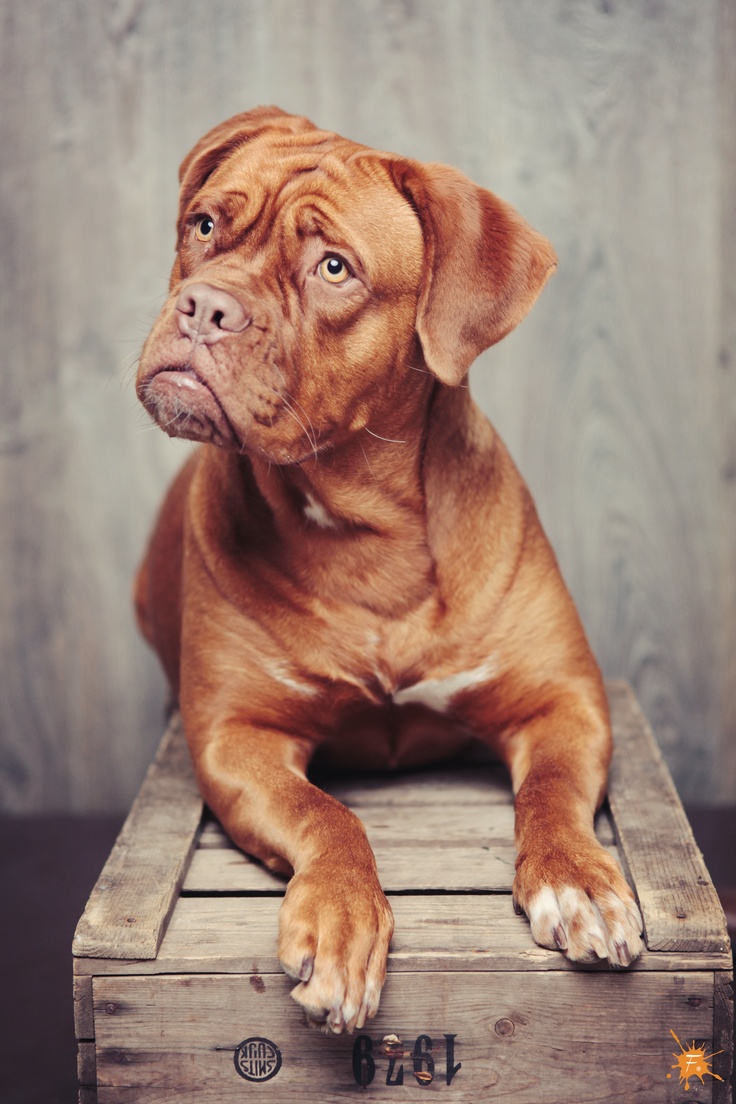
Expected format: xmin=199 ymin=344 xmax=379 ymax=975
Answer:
xmin=73 ymin=682 xmax=733 ymax=1102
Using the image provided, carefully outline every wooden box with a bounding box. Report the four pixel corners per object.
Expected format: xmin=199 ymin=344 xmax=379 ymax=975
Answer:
xmin=73 ymin=682 xmax=733 ymax=1102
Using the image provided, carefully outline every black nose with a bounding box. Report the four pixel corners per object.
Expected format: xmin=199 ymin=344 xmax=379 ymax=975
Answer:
xmin=176 ymin=283 xmax=250 ymax=343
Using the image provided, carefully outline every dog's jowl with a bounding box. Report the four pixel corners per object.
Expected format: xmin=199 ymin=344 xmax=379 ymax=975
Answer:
xmin=135 ymin=106 xmax=643 ymax=1035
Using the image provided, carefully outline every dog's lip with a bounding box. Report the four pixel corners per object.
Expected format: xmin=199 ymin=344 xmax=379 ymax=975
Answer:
xmin=149 ymin=363 xmax=206 ymax=386
xmin=142 ymin=364 xmax=240 ymax=447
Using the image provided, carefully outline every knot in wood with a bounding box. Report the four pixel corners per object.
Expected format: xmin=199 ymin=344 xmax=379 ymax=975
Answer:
xmin=494 ymin=1018 xmax=515 ymax=1037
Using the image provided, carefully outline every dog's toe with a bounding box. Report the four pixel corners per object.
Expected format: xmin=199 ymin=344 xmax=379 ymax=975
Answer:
xmin=518 ymin=840 xmax=644 ymax=968
xmin=277 ymin=867 xmax=393 ymax=1034
xmin=524 ymin=883 xmax=643 ymax=965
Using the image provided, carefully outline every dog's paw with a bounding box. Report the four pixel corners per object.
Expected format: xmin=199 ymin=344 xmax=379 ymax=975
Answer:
xmin=513 ymin=838 xmax=643 ymax=966
xmin=277 ymin=864 xmax=394 ymax=1034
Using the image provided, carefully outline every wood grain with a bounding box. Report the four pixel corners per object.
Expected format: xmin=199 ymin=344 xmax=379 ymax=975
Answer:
xmin=183 ymin=826 xmax=618 ymax=895
xmin=73 ymin=714 xmax=203 ymax=959
xmin=607 ymin=683 xmax=730 ymax=954
xmin=712 ymin=968 xmax=734 ymax=1102
xmin=77 ymin=1041 xmax=96 ymax=1088
xmin=90 ymin=971 xmax=717 ymax=1103
xmin=1 ymin=1 xmax=733 ymax=810
xmin=73 ymin=895 xmax=731 ymax=979
xmin=74 ymin=974 xmax=95 ymax=1040
xmin=717 ymin=0 xmax=736 ymax=805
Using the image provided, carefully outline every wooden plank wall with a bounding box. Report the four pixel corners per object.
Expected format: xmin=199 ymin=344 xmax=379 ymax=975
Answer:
xmin=1 ymin=0 xmax=733 ymax=811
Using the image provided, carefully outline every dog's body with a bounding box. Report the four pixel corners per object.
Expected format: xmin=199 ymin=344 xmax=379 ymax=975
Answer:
xmin=135 ymin=107 xmax=642 ymax=1034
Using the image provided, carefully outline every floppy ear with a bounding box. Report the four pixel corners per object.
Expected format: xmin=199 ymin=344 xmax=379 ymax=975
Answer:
xmin=390 ymin=160 xmax=557 ymax=386
xmin=177 ymin=106 xmax=317 ymax=227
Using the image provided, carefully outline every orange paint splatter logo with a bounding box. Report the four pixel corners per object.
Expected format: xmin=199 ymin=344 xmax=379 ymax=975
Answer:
xmin=667 ymin=1029 xmax=723 ymax=1091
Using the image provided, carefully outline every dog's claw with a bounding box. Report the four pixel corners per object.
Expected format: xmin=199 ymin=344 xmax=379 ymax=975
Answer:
xmin=515 ymin=845 xmax=644 ymax=968
xmin=278 ymin=866 xmax=394 ymax=1035
xmin=299 ymin=955 xmax=314 ymax=982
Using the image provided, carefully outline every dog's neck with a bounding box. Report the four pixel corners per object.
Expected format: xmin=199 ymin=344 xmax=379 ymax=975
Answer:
xmin=244 ymin=375 xmax=449 ymax=614
xmin=255 ymin=370 xmax=438 ymax=521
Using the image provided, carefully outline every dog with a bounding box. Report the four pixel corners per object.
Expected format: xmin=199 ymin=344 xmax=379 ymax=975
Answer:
xmin=135 ymin=106 xmax=643 ymax=1035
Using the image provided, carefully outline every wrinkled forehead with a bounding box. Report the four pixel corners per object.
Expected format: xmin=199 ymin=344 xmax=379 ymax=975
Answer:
xmin=190 ymin=132 xmax=424 ymax=286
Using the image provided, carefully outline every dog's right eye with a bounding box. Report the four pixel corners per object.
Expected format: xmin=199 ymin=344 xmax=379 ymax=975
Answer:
xmin=194 ymin=216 xmax=215 ymax=243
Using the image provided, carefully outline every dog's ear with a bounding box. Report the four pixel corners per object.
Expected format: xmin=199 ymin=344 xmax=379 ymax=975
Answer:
xmin=177 ymin=107 xmax=317 ymax=223
xmin=389 ymin=160 xmax=557 ymax=386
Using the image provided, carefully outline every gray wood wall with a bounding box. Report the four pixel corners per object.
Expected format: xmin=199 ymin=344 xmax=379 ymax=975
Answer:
xmin=1 ymin=0 xmax=734 ymax=812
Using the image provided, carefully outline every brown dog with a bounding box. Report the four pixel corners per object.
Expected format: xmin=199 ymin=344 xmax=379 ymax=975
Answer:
xmin=135 ymin=106 xmax=643 ymax=1034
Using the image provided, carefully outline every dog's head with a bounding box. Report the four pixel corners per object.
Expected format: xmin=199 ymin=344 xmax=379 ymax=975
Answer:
xmin=137 ymin=107 xmax=556 ymax=463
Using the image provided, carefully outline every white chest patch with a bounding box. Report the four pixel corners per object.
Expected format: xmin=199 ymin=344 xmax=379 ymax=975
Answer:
xmin=391 ymin=660 xmax=496 ymax=713
xmin=303 ymin=493 xmax=340 ymax=530
xmin=262 ymin=658 xmax=318 ymax=698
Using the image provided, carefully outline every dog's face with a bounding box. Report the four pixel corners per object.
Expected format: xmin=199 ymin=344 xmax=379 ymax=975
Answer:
xmin=137 ymin=107 xmax=556 ymax=464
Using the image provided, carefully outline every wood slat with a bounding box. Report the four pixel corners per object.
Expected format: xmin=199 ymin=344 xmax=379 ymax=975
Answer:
xmin=185 ymin=801 xmax=617 ymax=895
xmin=183 ymin=839 xmax=622 ymax=896
xmin=74 ymin=974 xmax=95 ymax=1040
xmin=74 ymin=895 xmax=731 ymax=979
xmin=320 ymin=761 xmax=514 ymax=806
xmin=183 ymin=844 xmax=516 ymax=894
xmin=607 ymin=681 xmax=730 ymax=954
xmin=712 ymin=969 xmax=734 ymax=1102
xmin=72 ymin=714 xmax=203 ymax=960
xmin=200 ymin=802 xmax=516 ymax=846
xmin=77 ymin=1041 xmax=96 ymax=1087
xmin=199 ymin=803 xmax=615 ymax=846
xmin=91 ymin=970 xmax=717 ymax=1103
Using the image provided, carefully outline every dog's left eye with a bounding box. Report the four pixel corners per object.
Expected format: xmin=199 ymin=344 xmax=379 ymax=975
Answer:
xmin=194 ymin=216 xmax=215 ymax=243
xmin=318 ymin=256 xmax=351 ymax=284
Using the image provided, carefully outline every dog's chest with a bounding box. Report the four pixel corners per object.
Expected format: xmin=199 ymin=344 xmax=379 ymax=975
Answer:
xmin=316 ymin=628 xmax=485 ymax=770
xmin=366 ymin=651 xmax=496 ymax=714
xmin=307 ymin=579 xmax=495 ymax=701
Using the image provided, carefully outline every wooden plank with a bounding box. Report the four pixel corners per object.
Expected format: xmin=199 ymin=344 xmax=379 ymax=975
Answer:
xmin=91 ymin=970 xmax=717 ymax=1102
xmin=185 ymin=812 xmax=617 ymax=894
xmin=73 ymin=714 xmax=203 ymax=959
xmin=183 ymin=842 xmax=514 ymax=893
xmin=74 ymin=896 xmax=732 ymax=978
xmin=78 ymin=1089 xmax=97 ymax=1104
xmin=712 ymin=969 xmax=734 ymax=1103
xmin=200 ymin=802 xmax=516 ymax=846
xmin=320 ymin=762 xmax=514 ymax=807
xmin=183 ymin=839 xmax=622 ymax=896
xmin=77 ymin=1041 xmax=96 ymax=1087
xmin=190 ymin=775 xmax=614 ymax=895
xmin=607 ymin=682 xmax=729 ymax=954
xmin=74 ymin=974 xmax=95 ymax=1040
xmin=199 ymin=803 xmax=615 ymax=847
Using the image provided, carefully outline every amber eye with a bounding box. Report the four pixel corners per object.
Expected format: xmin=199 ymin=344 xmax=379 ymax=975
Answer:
xmin=318 ymin=256 xmax=350 ymax=284
xmin=194 ymin=216 xmax=215 ymax=242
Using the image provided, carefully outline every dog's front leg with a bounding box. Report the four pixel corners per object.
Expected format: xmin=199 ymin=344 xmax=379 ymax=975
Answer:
xmin=186 ymin=718 xmax=394 ymax=1033
xmin=499 ymin=689 xmax=644 ymax=967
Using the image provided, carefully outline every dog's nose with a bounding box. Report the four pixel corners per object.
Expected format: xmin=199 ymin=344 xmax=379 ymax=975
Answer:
xmin=176 ymin=283 xmax=250 ymax=343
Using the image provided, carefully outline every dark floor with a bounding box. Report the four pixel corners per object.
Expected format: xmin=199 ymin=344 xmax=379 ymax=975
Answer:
xmin=0 ymin=816 xmax=124 ymax=1104
xmin=0 ymin=809 xmax=734 ymax=1104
